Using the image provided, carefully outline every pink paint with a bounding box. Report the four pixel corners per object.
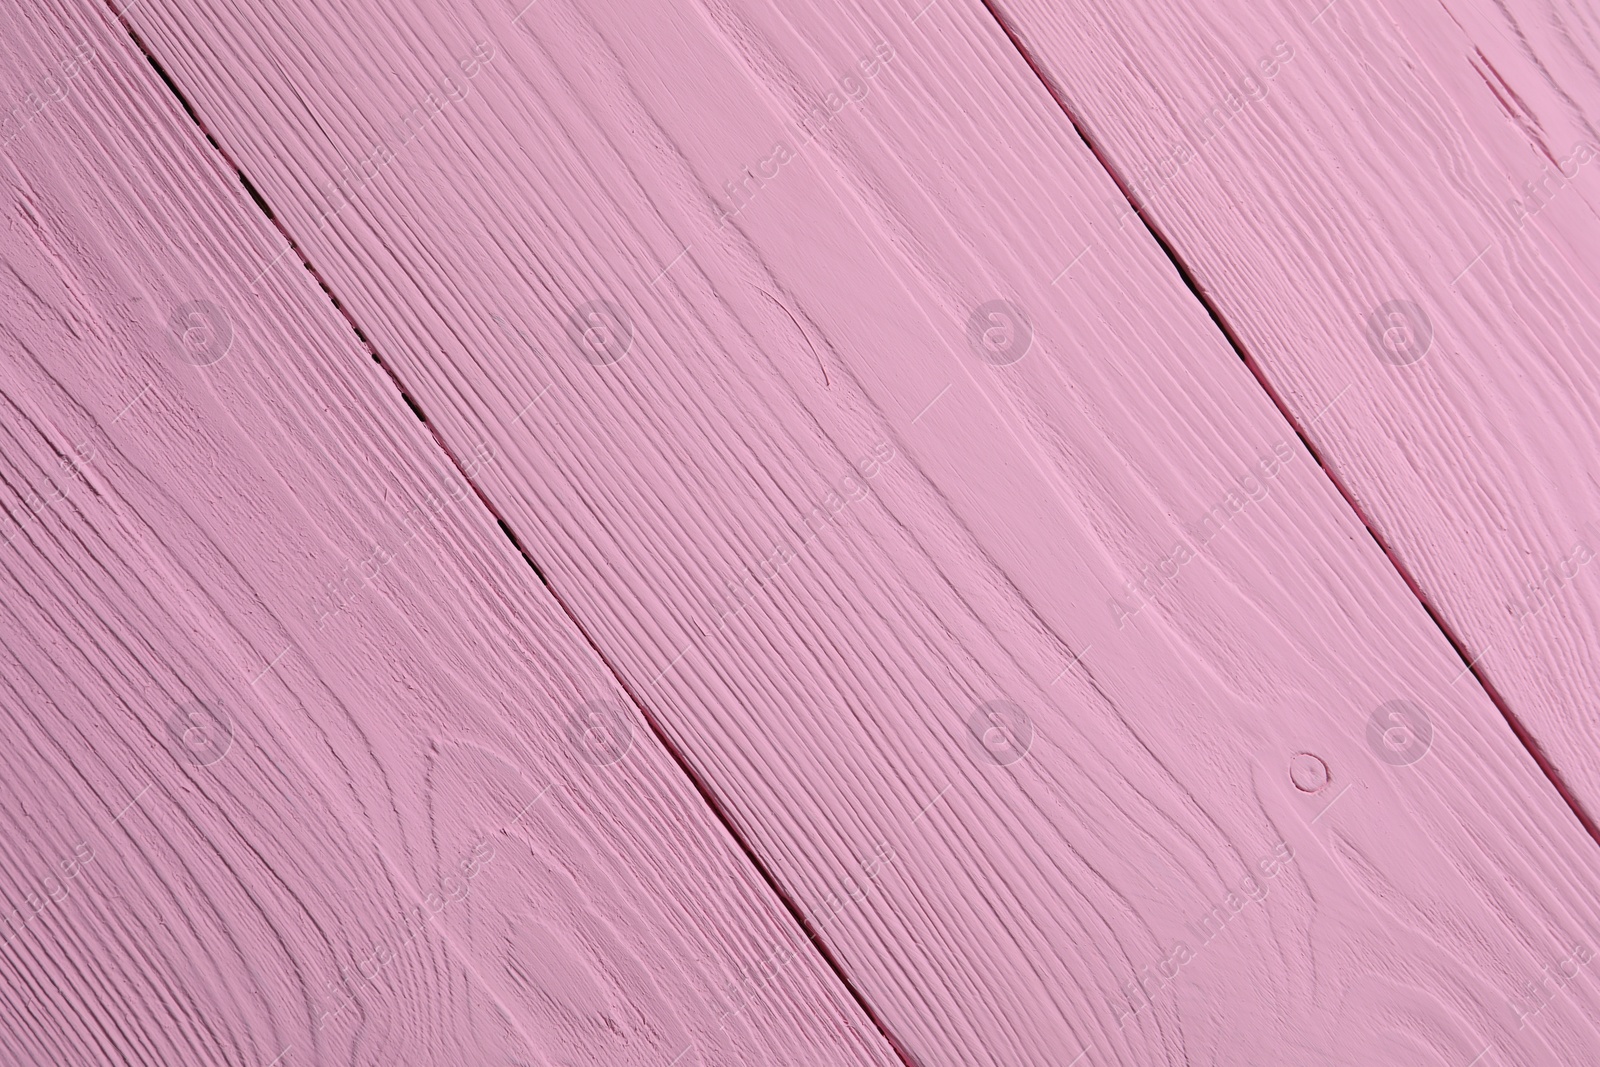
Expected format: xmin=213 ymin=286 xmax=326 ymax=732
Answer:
xmin=991 ymin=0 xmax=1600 ymax=847
xmin=0 ymin=7 xmax=903 ymax=1066
xmin=7 ymin=0 xmax=1600 ymax=1063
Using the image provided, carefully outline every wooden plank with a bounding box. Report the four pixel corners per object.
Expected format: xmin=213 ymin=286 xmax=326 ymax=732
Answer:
xmin=115 ymin=0 xmax=1600 ymax=1062
xmin=980 ymin=0 xmax=1600 ymax=829
xmin=0 ymin=8 xmax=902 ymax=1066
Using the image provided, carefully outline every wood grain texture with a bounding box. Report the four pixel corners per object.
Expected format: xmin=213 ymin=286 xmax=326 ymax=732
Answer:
xmin=982 ymin=0 xmax=1600 ymax=829
xmin=0 ymin=7 xmax=903 ymax=1066
xmin=104 ymin=0 xmax=1600 ymax=1063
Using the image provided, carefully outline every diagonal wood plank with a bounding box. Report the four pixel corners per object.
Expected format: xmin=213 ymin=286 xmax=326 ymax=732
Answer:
xmin=978 ymin=0 xmax=1600 ymax=835
xmin=116 ymin=0 xmax=1600 ymax=1062
xmin=0 ymin=8 xmax=904 ymax=1066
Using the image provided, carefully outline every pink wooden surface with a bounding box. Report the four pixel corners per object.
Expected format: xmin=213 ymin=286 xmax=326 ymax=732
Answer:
xmin=983 ymin=0 xmax=1600 ymax=836
xmin=3 ymin=0 xmax=1599 ymax=1063
xmin=0 ymin=7 xmax=901 ymax=1065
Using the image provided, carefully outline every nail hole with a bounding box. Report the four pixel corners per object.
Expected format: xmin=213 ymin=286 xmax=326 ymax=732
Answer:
xmin=1289 ymin=752 xmax=1329 ymax=793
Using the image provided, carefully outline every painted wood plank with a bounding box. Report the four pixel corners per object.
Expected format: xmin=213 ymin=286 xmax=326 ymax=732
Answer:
xmin=980 ymin=0 xmax=1600 ymax=831
xmin=116 ymin=0 xmax=1600 ymax=1063
xmin=0 ymin=8 xmax=903 ymax=1066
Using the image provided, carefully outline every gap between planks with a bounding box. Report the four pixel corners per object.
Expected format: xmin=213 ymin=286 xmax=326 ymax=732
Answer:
xmin=96 ymin=3 xmax=928 ymax=1063
xmin=969 ymin=0 xmax=1600 ymax=859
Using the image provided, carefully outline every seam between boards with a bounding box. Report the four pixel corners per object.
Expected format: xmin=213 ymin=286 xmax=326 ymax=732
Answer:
xmin=102 ymin=3 xmax=926 ymax=1063
xmin=971 ymin=0 xmax=1600 ymax=850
